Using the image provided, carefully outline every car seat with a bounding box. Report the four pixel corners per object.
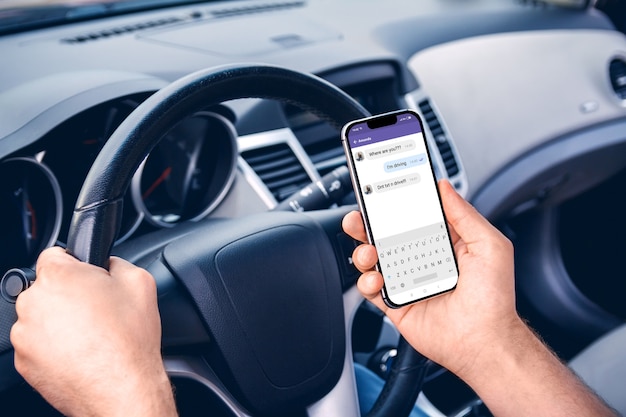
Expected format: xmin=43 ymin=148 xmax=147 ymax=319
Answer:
xmin=569 ymin=323 xmax=626 ymax=415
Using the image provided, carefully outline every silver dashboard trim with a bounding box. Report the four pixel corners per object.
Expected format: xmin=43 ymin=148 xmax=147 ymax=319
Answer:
xmin=238 ymin=127 xmax=322 ymax=209
xmin=130 ymin=111 xmax=238 ymax=227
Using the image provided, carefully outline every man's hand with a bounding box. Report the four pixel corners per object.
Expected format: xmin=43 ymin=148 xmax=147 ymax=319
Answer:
xmin=342 ymin=179 xmax=617 ymax=416
xmin=11 ymin=246 xmax=178 ymax=417
xmin=342 ymin=179 xmax=518 ymax=377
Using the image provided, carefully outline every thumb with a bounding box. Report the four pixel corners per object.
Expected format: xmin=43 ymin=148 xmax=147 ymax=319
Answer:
xmin=438 ymin=180 xmax=498 ymax=244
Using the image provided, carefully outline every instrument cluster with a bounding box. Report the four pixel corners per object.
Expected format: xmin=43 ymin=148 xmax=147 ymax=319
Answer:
xmin=0 ymin=95 xmax=238 ymax=273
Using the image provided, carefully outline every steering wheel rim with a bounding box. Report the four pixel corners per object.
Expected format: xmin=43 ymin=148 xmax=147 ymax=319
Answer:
xmin=66 ymin=63 xmax=428 ymax=417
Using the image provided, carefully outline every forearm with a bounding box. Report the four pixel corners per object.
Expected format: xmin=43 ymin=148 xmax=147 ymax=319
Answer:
xmin=459 ymin=318 xmax=616 ymax=417
xmin=127 ymin=370 xmax=178 ymax=417
xmin=103 ymin=365 xmax=178 ymax=417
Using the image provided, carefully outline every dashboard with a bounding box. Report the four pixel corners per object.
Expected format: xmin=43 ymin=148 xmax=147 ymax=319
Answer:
xmin=1 ymin=0 xmax=623 ymax=268
xmin=1 ymin=0 xmax=626 ymax=414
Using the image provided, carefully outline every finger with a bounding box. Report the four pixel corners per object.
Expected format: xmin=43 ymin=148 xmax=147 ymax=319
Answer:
xmin=35 ymin=246 xmax=74 ymax=277
xmin=109 ymin=256 xmax=145 ymax=281
xmin=438 ymin=179 xmax=499 ymax=244
xmin=356 ymin=271 xmax=383 ymax=298
xmin=356 ymin=271 xmax=391 ymax=314
xmin=448 ymin=226 xmax=462 ymax=248
xmin=437 ymin=181 xmax=461 ymax=246
xmin=109 ymin=257 xmax=157 ymax=298
xmin=352 ymin=243 xmax=378 ymax=272
xmin=13 ymin=249 xmax=71 ymax=345
xmin=30 ymin=246 xmax=83 ymax=293
xmin=342 ymin=210 xmax=368 ymax=243
xmin=38 ymin=246 xmax=115 ymax=284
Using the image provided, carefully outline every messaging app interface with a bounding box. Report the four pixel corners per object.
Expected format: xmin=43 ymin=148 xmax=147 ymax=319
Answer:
xmin=348 ymin=113 xmax=458 ymax=305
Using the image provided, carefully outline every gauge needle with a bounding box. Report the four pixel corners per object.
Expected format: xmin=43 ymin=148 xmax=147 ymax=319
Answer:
xmin=15 ymin=185 xmax=37 ymax=253
xmin=142 ymin=166 xmax=172 ymax=200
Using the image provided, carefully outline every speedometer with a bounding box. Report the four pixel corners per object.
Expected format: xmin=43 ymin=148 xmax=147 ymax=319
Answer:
xmin=131 ymin=111 xmax=238 ymax=227
xmin=0 ymin=158 xmax=62 ymax=273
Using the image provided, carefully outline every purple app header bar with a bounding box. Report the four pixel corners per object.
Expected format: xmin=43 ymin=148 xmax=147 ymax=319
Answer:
xmin=347 ymin=114 xmax=422 ymax=149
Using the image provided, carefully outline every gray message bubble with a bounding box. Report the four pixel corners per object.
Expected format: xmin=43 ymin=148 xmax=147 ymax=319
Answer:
xmin=364 ymin=139 xmax=416 ymax=160
xmin=373 ymin=173 xmax=421 ymax=193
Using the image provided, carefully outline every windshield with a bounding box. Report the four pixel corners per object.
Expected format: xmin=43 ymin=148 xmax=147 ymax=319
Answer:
xmin=0 ymin=0 xmax=594 ymax=35
xmin=0 ymin=0 xmax=223 ymax=34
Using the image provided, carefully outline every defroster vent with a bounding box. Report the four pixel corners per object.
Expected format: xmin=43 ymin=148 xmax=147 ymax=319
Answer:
xmin=241 ymin=143 xmax=311 ymax=202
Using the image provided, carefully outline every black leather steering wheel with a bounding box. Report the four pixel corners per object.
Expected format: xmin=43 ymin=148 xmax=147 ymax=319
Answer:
xmin=65 ymin=63 xmax=429 ymax=417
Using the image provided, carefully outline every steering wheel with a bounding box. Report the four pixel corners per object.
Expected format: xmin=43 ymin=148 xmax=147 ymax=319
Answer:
xmin=65 ymin=63 xmax=429 ymax=417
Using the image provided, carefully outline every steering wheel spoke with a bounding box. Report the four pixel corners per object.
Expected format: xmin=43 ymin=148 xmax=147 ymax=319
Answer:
xmin=308 ymin=286 xmax=363 ymax=417
xmin=164 ymin=356 xmax=253 ymax=417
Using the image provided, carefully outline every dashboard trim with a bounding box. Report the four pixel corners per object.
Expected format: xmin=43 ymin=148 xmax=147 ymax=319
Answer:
xmin=130 ymin=111 xmax=239 ymax=227
xmin=0 ymin=157 xmax=63 ymax=271
xmin=238 ymin=127 xmax=322 ymax=208
xmin=470 ymin=117 xmax=626 ymax=220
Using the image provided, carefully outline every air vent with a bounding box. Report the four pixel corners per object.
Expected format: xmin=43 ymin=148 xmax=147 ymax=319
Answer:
xmin=304 ymin=138 xmax=346 ymax=176
xmin=418 ymin=99 xmax=459 ymax=178
xmin=61 ymin=1 xmax=305 ymax=44
xmin=241 ymin=143 xmax=311 ymax=202
xmin=61 ymin=15 xmax=189 ymax=43
xmin=609 ymin=58 xmax=626 ymax=100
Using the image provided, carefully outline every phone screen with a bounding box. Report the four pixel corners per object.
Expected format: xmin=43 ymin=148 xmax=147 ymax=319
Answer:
xmin=342 ymin=109 xmax=458 ymax=307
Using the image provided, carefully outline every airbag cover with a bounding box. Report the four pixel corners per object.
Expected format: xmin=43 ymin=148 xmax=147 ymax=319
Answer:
xmin=162 ymin=212 xmax=345 ymax=415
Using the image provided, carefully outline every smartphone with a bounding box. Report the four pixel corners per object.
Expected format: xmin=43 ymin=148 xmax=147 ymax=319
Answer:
xmin=341 ymin=109 xmax=459 ymax=308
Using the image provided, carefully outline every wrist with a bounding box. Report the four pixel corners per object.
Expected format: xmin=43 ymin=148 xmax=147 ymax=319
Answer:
xmin=447 ymin=314 xmax=529 ymax=383
xmin=451 ymin=317 xmax=544 ymax=413
xmin=108 ymin=363 xmax=178 ymax=417
xmin=124 ymin=369 xmax=178 ymax=417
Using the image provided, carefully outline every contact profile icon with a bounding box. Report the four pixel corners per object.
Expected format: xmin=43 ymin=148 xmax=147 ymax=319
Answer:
xmin=363 ymin=184 xmax=373 ymax=195
xmin=355 ymin=151 xmax=364 ymax=162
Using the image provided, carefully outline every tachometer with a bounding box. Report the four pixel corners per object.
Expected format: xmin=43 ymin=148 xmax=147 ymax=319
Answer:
xmin=131 ymin=111 xmax=237 ymax=227
xmin=0 ymin=158 xmax=62 ymax=273
xmin=41 ymin=96 xmax=149 ymax=244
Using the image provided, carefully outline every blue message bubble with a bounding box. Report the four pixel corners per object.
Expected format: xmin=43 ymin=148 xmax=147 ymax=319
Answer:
xmin=384 ymin=153 xmax=427 ymax=173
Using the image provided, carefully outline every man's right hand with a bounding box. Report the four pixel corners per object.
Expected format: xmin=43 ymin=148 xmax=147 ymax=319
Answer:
xmin=342 ymin=179 xmax=519 ymax=378
xmin=342 ymin=179 xmax=617 ymax=417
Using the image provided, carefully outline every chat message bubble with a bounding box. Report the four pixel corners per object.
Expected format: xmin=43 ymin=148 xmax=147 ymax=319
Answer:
xmin=364 ymin=139 xmax=416 ymax=160
xmin=384 ymin=153 xmax=427 ymax=173
xmin=371 ymin=173 xmax=421 ymax=194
